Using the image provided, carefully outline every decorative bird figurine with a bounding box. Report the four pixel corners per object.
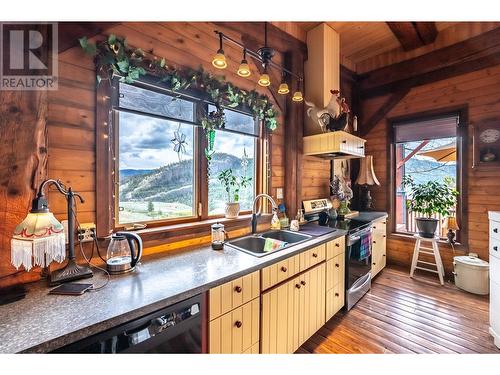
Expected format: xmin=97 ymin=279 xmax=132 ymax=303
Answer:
xmin=305 ymin=89 xmax=342 ymax=133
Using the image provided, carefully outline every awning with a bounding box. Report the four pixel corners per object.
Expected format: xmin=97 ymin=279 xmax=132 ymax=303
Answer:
xmin=417 ymin=142 xmax=456 ymax=162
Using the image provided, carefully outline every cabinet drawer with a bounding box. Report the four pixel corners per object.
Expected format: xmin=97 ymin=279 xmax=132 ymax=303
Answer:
xmin=209 ymin=270 xmax=260 ymax=321
xmin=299 ymin=244 xmax=326 ymax=272
xmin=261 ymin=254 xmax=300 ymax=291
xmin=490 ymin=220 xmax=500 ymax=242
xmin=326 ymin=236 xmax=345 ymax=260
xmin=326 ymin=253 xmax=345 ymax=291
xmin=209 ymin=298 xmax=260 ymax=354
xmin=372 ymin=219 xmax=387 ymax=234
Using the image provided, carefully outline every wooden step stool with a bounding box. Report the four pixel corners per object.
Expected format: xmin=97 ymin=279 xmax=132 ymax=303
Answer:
xmin=410 ymin=235 xmax=445 ymax=285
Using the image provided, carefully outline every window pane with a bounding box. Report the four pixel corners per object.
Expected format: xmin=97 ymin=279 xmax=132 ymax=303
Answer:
xmin=208 ymin=130 xmax=256 ymax=215
xmin=208 ymin=105 xmax=258 ymax=136
xmin=119 ymin=82 xmax=194 ymax=122
xmin=117 ymin=111 xmax=195 ymax=224
xmin=395 ymin=137 xmax=457 ymax=236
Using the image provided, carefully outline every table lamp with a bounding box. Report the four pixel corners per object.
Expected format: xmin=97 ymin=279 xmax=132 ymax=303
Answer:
xmin=355 ymin=155 xmax=380 ymax=211
xmin=446 ymin=215 xmax=459 ymax=244
xmin=11 ymin=179 xmax=93 ymax=285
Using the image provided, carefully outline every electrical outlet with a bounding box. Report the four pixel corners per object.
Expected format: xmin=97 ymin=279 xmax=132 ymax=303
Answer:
xmin=276 ymin=187 xmax=284 ymax=200
xmin=77 ymin=222 xmax=96 ymax=243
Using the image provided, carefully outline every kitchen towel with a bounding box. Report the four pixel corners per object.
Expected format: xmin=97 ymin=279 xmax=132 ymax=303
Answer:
xmin=263 ymin=238 xmax=288 ymax=252
xmin=354 ymin=232 xmax=372 ymax=261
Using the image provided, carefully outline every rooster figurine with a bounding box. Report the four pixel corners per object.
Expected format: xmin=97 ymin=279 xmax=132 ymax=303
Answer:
xmin=305 ymin=89 xmax=341 ymax=133
xmin=305 ymin=89 xmax=353 ymax=133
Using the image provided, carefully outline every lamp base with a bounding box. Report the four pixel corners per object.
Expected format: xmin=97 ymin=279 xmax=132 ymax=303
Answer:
xmin=49 ymin=259 xmax=93 ymax=286
xmin=359 ymin=186 xmax=374 ymax=211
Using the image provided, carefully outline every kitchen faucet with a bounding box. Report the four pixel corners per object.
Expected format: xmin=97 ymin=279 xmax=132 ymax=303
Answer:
xmin=251 ymin=193 xmax=278 ymax=234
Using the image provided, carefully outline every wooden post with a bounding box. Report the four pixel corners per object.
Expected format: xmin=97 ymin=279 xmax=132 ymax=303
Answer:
xmin=0 ymin=90 xmax=48 ymax=287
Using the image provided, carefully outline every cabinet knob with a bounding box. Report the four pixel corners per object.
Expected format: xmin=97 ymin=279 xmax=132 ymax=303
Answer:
xmin=281 ymin=266 xmax=287 ymax=272
xmin=494 ymin=228 xmax=499 ymax=233
xmin=335 ymin=263 xmax=339 ymax=268
xmin=358 ymin=145 xmax=364 ymax=149
xmin=342 ymin=140 xmax=347 ymax=144
xmin=373 ymin=262 xmax=376 ymax=265
xmin=312 ymin=253 xmax=318 ymax=258
xmin=234 ymin=286 xmax=242 ymax=293
xmin=383 ymin=254 xmax=386 ymax=257
xmin=373 ymin=241 xmax=377 ymax=244
xmin=494 ymin=246 xmax=498 ymax=251
xmin=300 ymin=280 xmax=306 ymax=286
xmin=295 ymin=283 xmax=301 ymax=289
xmin=335 ymin=243 xmax=340 ymax=247
xmin=335 ymin=293 xmax=339 ymax=297
xmin=234 ymin=321 xmax=242 ymax=328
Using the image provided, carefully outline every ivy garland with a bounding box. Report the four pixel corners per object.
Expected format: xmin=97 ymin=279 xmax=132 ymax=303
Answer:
xmin=79 ymin=34 xmax=279 ymax=170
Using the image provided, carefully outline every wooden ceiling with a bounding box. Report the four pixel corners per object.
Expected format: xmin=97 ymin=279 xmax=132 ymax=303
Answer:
xmin=295 ymin=22 xmax=458 ymax=71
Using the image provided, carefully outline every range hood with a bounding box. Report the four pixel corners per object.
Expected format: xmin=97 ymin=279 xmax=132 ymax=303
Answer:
xmin=303 ymin=130 xmax=366 ymax=159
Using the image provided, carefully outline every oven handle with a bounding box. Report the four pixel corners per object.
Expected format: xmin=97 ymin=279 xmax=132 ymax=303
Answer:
xmin=349 ymin=273 xmax=371 ymax=293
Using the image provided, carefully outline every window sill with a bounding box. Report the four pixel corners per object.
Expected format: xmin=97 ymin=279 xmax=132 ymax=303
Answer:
xmin=127 ymin=213 xmax=272 ymax=244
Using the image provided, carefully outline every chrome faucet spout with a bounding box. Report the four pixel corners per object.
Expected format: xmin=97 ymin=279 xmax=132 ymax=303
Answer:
xmin=251 ymin=193 xmax=278 ymax=234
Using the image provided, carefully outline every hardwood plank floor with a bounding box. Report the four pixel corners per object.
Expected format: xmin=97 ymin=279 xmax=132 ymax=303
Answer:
xmin=298 ymin=265 xmax=498 ymax=354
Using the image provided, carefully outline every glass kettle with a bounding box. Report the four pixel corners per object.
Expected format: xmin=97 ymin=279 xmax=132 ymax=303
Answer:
xmin=106 ymin=231 xmax=143 ymax=274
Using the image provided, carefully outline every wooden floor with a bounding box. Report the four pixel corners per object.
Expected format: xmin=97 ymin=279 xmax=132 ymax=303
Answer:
xmin=298 ymin=265 xmax=498 ymax=354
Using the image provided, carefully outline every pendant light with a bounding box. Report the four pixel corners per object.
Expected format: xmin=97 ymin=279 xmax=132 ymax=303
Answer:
xmin=212 ymin=33 xmax=227 ymax=69
xmin=277 ymin=72 xmax=289 ymax=95
xmin=292 ymin=78 xmax=304 ymax=102
xmin=258 ymin=64 xmax=271 ymax=87
xmin=237 ymin=49 xmax=251 ymax=77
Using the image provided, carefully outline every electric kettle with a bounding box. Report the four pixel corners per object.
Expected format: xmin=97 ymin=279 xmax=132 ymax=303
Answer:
xmin=106 ymin=232 xmax=143 ymax=274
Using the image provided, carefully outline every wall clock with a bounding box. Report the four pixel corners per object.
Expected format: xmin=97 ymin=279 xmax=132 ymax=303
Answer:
xmin=473 ymin=122 xmax=500 ymax=168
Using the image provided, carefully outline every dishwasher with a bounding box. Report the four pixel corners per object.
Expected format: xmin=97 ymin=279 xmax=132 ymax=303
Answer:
xmin=53 ymin=294 xmax=204 ymax=353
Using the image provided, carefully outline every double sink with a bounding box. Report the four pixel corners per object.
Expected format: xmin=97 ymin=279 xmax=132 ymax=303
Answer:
xmin=225 ymin=230 xmax=312 ymax=257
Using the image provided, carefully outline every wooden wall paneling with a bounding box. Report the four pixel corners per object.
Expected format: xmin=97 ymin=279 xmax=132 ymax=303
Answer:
xmin=362 ymin=66 xmax=500 ymax=270
xmin=0 ymin=90 xmax=48 ymax=288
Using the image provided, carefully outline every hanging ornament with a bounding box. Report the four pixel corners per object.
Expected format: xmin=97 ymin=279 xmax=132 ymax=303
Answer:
xmin=241 ymin=147 xmax=249 ymax=176
xmin=171 ymin=124 xmax=188 ymax=161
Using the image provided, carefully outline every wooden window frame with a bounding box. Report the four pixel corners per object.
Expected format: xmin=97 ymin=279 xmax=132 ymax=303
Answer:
xmin=95 ymin=75 xmax=268 ymax=238
xmin=387 ymin=105 xmax=469 ymax=247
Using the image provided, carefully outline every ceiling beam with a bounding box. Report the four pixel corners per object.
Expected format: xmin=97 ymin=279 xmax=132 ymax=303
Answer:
xmin=360 ymin=87 xmax=410 ymax=136
xmin=387 ymin=22 xmax=438 ymax=51
xmin=359 ymin=27 xmax=500 ymax=99
xmin=58 ymin=22 xmax=120 ymax=53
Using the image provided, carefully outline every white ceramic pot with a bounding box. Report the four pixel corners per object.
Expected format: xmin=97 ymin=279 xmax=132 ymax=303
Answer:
xmin=224 ymin=202 xmax=240 ymax=219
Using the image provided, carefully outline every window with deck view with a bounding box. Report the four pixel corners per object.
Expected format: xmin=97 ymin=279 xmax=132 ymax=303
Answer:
xmin=115 ymin=81 xmax=259 ymax=226
xmin=393 ymin=114 xmax=462 ymax=238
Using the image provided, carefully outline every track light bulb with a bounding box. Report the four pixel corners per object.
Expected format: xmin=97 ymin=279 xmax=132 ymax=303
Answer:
xmin=292 ymin=91 xmax=303 ymax=102
xmin=212 ymin=49 xmax=227 ymax=69
xmin=258 ymin=73 xmax=271 ymax=87
xmin=237 ymin=59 xmax=251 ymax=77
xmin=278 ymin=82 xmax=289 ymax=95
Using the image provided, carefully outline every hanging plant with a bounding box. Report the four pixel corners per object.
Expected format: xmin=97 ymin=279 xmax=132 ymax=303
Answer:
xmin=79 ymin=33 xmax=280 ymax=160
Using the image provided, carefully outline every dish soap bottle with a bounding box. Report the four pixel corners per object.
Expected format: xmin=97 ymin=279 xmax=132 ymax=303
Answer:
xmin=271 ymin=208 xmax=281 ymax=230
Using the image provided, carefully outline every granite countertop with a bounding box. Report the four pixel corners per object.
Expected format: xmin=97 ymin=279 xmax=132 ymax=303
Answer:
xmin=0 ymin=227 xmax=348 ymax=353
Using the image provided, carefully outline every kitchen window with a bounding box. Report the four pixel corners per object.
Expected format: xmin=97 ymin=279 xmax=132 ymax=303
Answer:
xmin=107 ymin=79 xmax=263 ymax=229
xmin=390 ymin=110 xmax=468 ymax=242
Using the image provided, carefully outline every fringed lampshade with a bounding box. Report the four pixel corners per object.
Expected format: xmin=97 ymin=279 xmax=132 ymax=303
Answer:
xmin=11 ymin=211 xmax=66 ymax=271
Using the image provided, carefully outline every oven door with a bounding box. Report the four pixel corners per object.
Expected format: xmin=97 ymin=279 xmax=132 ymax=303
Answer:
xmin=346 ymin=228 xmax=372 ymax=290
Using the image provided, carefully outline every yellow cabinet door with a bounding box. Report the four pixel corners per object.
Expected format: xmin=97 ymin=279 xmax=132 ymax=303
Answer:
xmin=209 ymin=298 xmax=260 ymax=354
xmin=261 ymin=274 xmax=303 ymax=354
xmin=325 ymin=253 xmax=345 ymax=321
xmin=371 ymin=231 xmax=386 ymax=277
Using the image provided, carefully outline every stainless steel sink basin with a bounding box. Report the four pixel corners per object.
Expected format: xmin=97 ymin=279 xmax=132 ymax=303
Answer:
xmin=226 ymin=230 xmax=311 ymax=257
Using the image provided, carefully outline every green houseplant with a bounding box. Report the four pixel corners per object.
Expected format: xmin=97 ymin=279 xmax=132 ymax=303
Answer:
xmin=402 ymin=175 xmax=459 ymax=238
xmin=218 ymin=169 xmax=251 ymax=219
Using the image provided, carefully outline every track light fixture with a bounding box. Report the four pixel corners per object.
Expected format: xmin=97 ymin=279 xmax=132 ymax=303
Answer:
xmin=237 ymin=49 xmax=251 ymax=78
xmin=212 ymin=33 xmax=227 ymax=69
xmin=213 ymin=22 xmax=303 ymax=101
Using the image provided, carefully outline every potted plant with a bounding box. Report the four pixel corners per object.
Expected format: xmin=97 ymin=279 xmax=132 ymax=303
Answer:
xmin=218 ymin=169 xmax=252 ymax=219
xmin=402 ymin=175 xmax=459 ymax=238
